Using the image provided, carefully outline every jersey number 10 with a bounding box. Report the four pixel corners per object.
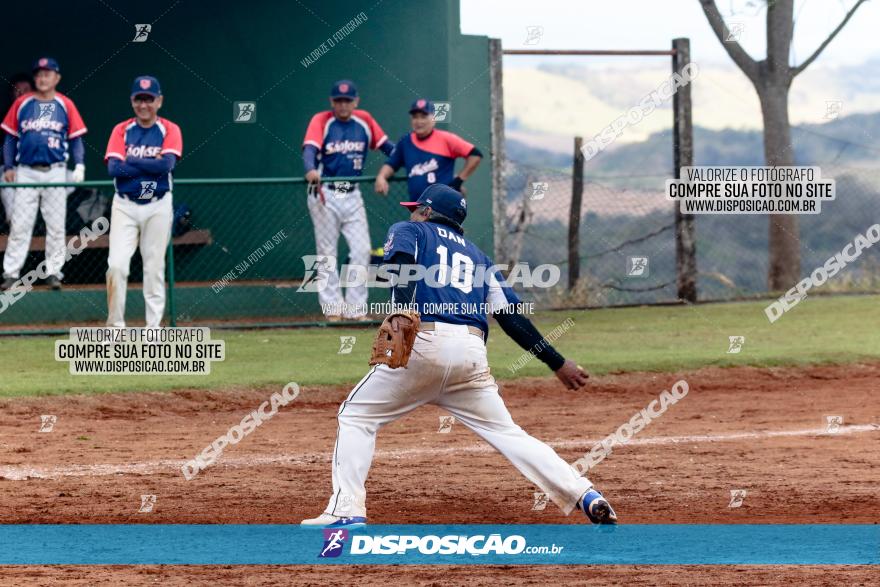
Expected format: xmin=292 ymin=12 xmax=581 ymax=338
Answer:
xmin=435 ymin=245 xmax=474 ymax=293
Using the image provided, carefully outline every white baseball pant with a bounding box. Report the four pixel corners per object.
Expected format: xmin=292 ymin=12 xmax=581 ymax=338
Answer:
xmin=320 ymin=321 xmax=593 ymax=519
xmin=1 ymin=187 xmax=14 ymax=223
xmin=2 ymin=165 xmax=68 ymax=279
xmin=306 ymin=184 xmax=370 ymax=319
xmin=106 ymin=194 xmax=173 ymax=328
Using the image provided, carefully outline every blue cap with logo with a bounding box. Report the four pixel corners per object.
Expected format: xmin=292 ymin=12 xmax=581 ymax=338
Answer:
xmin=330 ymin=79 xmax=358 ymax=99
xmin=400 ymin=184 xmax=467 ymax=224
xmin=131 ymin=76 xmax=162 ymax=98
xmin=32 ymin=57 xmax=60 ymax=73
xmin=409 ymin=98 xmax=435 ymax=115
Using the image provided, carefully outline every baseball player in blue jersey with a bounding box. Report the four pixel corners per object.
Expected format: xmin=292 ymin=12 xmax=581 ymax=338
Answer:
xmin=374 ymin=99 xmax=482 ymax=198
xmin=104 ymin=76 xmax=183 ymax=328
xmin=1 ymin=58 xmax=87 ymax=291
xmin=302 ymin=184 xmax=617 ymax=528
xmin=302 ymin=80 xmax=394 ymax=321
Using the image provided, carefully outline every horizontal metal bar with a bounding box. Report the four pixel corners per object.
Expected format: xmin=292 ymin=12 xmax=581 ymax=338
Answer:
xmin=0 ymin=175 xmax=405 ymax=189
xmin=503 ymin=49 xmax=676 ymax=56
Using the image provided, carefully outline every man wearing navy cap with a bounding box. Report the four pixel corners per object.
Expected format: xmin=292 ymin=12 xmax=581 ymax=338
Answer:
xmin=302 ymin=183 xmax=616 ymax=529
xmin=1 ymin=57 xmax=88 ymax=290
xmin=103 ymin=76 xmax=183 ymax=328
xmin=301 ymin=79 xmax=394 ymax=321
xmin=374 ymin=98 xmax=482 ymax=198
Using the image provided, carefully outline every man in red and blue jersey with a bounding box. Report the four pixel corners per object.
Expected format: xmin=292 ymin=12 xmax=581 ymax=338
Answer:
xmin=374 ymin=99 xmax=482 ymax=198
xmin=1 ymin=57 xmax=87 ymax=291
xmin=104 ymin=76 xmax=183 ymax=328
xmin=301 ymin=79 xmax=393 ymax=321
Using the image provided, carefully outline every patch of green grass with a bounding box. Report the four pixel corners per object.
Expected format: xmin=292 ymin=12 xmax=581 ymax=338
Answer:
xmin=0 ymin=295 xmax=877 ymax=397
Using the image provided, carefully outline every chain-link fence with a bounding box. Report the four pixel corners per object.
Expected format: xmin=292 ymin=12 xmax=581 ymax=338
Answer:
xmin=499 ymin=158 xmax=880 ymax=309
xmin=0 ymin=176 xmax=412 ymax=332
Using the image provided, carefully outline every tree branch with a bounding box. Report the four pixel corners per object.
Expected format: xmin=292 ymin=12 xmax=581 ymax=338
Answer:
xmin=698 ymin=0 xmax=760 ymax=83
xmin=792 ymin=0 xmax=869 ymax=76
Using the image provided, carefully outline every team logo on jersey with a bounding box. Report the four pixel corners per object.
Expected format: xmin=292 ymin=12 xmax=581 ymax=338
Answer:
xmin=133 ymin=24 xmax=152 ymax=42
xmin=383 ymin=232 xmax=394 ymax=256
xmin=324 ymin=140 xmax=365 ymax=155
xmin=234 ymin=101 xmax=257 ymax=123
xmin=127 ymin=145 xmax=162 ymax=158
xmin=139 ymin=181 xmax=158 ymax=200
xmin=37 ymin=103 xmax=56 ymax=120
xmin=408 ymin=159 xmax=439 ymax=177
xmin=319 ymin=529 xmax=348 ymax=558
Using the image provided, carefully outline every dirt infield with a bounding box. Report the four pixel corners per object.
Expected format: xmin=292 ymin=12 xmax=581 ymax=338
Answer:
xmin=1 ymin=362 xmax=878 ymax=585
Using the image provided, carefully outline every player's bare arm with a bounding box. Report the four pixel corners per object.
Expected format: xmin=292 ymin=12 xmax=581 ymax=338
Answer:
xmin=374 ymin=163 xmax=395 ymax=195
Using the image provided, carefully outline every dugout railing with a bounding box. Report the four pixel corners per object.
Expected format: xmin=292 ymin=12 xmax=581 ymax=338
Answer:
xmin=0 ymin=175 xmax=417 ymax=334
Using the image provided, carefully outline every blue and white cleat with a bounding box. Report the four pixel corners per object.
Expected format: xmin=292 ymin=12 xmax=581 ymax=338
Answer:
xmin=580 ymin=489 xmax=618 ymax=525
xmin=300 ymin=513 xmax=367 ymax=528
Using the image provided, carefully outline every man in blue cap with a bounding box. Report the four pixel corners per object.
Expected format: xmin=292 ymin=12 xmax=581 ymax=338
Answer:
xmin=374 ymin=98 xmax=482 ymax=198
xmin=301 ymin=80 xmax=394 ymax=321
xmin=103 ymin=75 xmax=183 ymax=328
xmin=302 ymin=183 xmax=616 ymax=529
xmin=1 ymin=57 xmax=88 ymax=290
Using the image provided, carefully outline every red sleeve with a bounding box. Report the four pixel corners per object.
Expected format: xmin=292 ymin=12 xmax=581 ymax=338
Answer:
xmin=1 ymin=95 xmax=26 ymax=137
xmin=104 ymin=122 xmax=127 ymax=162
xmin=161 ymin=120 xmax=183 ymax=157
xmin=61 ymin=95 xmax=87 ymax=138
xmin=445 ymin=131 xmax=474 ymax=159
xmin=360 ymin=110 xmax=388 ymax=150
xmin=303 ymin=112 xmax=328 ymax=149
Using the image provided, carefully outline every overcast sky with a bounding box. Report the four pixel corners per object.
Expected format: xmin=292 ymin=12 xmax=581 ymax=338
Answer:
xmin=461 ymin=0 xmax=879 ymax=68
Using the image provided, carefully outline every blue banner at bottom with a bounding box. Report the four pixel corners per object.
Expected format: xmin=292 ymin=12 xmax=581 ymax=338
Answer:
xmin=1 ymin=525 xmax=877 ymax=565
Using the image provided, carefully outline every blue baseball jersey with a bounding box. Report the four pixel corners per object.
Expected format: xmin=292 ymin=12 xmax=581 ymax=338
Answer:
xmin=302 ymin=110 xmax=388 ymax=178
xmin=386 ymin=130 xmax=474 ymax=197
xmin=104 ymin=117 xmax=183 ymax=199
xmin=1 ymin=92 xmax=87 ymax=165
xmin=383 ymin=220 xmax=520 ymax=335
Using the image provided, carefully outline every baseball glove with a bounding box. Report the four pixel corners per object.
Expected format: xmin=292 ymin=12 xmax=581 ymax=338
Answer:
xmin=369 ymin=310 xmax=421 ymax=368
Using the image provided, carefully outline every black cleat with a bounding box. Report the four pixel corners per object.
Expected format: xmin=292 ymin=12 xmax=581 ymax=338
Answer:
xmin=45 ymin=275 xmax=62 ymax=290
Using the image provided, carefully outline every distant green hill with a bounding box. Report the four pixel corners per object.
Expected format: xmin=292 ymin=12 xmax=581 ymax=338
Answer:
xmin=507 ymin=111 xmax=880 ymax=175
xmin=505 ymin=111 xmax=880 ymax=304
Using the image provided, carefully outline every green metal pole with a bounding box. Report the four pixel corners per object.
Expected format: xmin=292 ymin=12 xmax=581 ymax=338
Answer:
xmin=167 ymin=238 xmax=177 ymax=327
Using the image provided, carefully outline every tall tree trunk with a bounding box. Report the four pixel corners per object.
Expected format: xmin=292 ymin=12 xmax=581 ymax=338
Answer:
xmin=759 ymin=79 xmax=800 ymax=290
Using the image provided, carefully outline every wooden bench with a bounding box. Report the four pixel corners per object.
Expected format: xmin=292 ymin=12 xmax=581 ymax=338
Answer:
xmin=0 ymin=229 xmax=213 ymax=252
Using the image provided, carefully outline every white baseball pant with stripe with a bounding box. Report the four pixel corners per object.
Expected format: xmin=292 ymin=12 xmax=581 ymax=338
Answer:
xmin=320 ymin=321 xmax=593 ymax=519
xmin=2 ymin=165 xmax=68 ymax=279
xmin=106 ymin=194 xmax=173 ymax=327
xmin=306 ymin=183 xmax=371 ymax=318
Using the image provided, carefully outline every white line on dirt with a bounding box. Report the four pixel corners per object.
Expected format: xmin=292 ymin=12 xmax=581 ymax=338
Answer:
xmin=1 ymin=424 xmax=877 ymax=481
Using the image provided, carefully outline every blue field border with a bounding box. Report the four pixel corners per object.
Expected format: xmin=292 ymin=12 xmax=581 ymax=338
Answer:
xmin=1 ymin=524 xmax=877 ymax=565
